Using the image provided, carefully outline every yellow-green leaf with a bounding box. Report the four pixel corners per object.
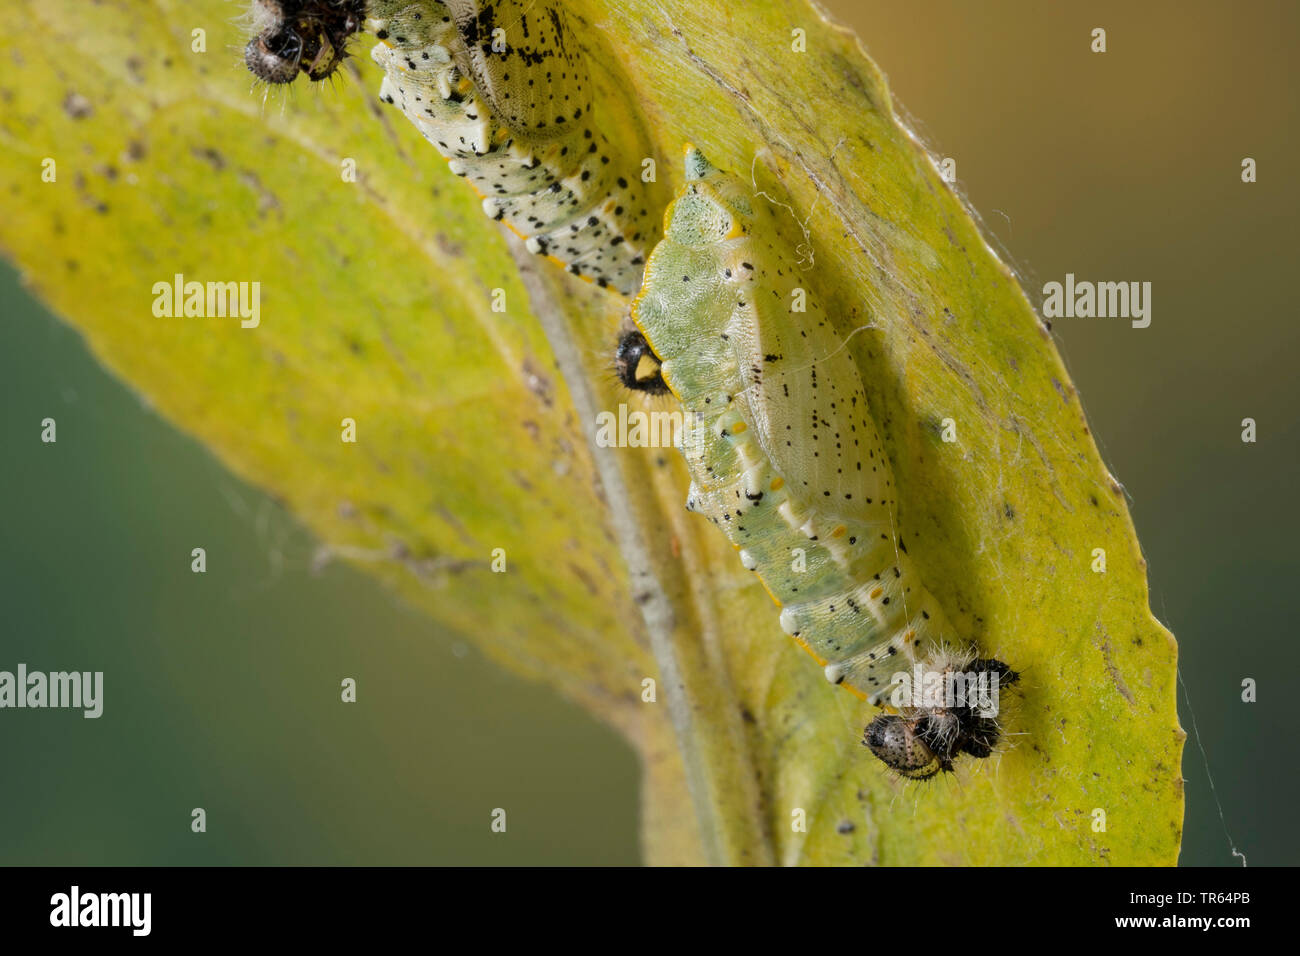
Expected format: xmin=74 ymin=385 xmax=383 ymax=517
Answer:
xmin=0 ymin=0 xmax=1182 ymax=864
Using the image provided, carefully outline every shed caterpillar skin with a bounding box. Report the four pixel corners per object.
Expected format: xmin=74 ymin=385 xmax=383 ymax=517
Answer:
xmin=244 ymin=1 xmax=367 ymax=84
xmin=615 ymin=327 xmax=669 ymax=396
xmin=629 ymin=148 xmax=1018 ymax=779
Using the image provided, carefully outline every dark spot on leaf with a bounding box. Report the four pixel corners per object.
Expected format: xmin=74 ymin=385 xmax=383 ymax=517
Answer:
xmin=62 ymin=92 xmax=93 ymax=119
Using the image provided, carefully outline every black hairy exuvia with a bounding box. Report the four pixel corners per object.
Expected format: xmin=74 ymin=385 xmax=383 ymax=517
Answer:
xmin=244 ymin=0 xmax=366 ymax=84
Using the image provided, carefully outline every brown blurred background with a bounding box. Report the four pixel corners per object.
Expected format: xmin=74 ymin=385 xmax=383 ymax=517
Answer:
xmin=826 ymin=0 xmax=1299 ymax=865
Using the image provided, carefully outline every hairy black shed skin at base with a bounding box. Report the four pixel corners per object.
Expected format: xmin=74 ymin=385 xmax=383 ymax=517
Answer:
xmin=244 ymin=0 xmax=367 ymax=84
xmin=615 ymin=328 xmax=669 ymax=396
xmin=862 ymin=657 xmax=1020 ymax=780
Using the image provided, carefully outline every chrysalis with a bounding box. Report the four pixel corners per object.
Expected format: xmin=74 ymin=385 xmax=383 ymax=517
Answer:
xmin=629 ymin=148 xmax=1018 ymax=778
xmin=368 ymin=0 xmax=659 ymax=293
xmin=243 ymin=1 xmax=658 ymax=294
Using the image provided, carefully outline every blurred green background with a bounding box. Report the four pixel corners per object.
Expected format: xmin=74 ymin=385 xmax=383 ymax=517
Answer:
xmin=1 ymin=276 xmax=640 ymax=865
xmin=2 ymin=0 xmax=1295 ymax=865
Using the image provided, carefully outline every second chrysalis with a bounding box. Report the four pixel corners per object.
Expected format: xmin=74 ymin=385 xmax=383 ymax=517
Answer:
xmin=628 ymin=148 xmax=1019 ymax=780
